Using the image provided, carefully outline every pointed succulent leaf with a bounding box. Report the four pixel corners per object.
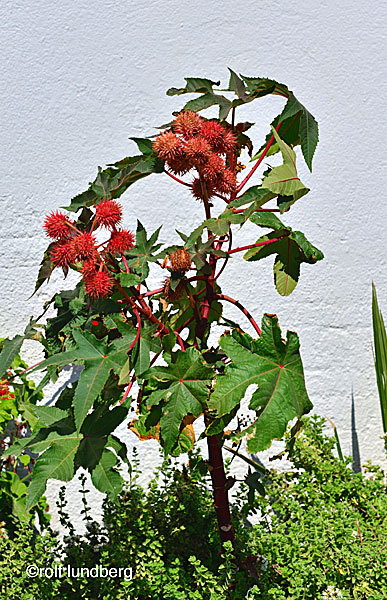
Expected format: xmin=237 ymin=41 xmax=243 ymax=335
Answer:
xmin=208 ymin=316 xmax=312 ymax=452
xmin=142 ymin=347 xmax=213 ymax=454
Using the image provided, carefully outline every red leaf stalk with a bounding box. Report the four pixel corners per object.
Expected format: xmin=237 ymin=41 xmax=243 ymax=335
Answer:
xmin=215 ymin=294 xmax=261 ymax=336
xmin=236 ymin=121 xmax=283 ymax=193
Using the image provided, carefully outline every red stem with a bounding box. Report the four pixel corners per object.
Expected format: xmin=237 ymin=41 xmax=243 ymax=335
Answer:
xmin=127 ymin=308 xmax=141 ymax=353
xmin=236 ymin=120 xmax=283 ymax=193
xmin=215 ymin=294 xmax=261 ymax=335
xmin=143 ymin=287 xmax=164 ymax=297
xmin=227 ymin=234 xmax=289 ymax=255
xmin=206 ymin=429 xmax=235 ymax=546
xmin=165 ymin=170 xmax=191 ymax=187
xmin=231 ymin=207 xmax=281 ymax=214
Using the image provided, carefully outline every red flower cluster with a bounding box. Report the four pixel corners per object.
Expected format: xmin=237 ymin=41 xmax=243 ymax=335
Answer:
xmin=153 ymin=110 xmax=238 ymax=201
xmin=44 ymin=199 xmax=135 ymax=299
xmin=0 ymin=379 xmax=14 ymax=401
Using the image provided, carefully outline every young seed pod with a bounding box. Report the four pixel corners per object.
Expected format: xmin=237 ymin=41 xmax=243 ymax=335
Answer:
xmin=162 ymin=277 xmax=185 ymax=302
xmin=170 ymin=248 xmax=192 ymax=273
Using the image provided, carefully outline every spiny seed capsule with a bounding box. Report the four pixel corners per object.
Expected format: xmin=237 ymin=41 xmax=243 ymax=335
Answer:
xmin=170 ymin=248 xmax=192 ymax=273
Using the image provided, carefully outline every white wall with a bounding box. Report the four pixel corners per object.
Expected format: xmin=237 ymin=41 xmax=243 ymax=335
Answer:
xmin=1 ymin=0 xmax=387 ymax=532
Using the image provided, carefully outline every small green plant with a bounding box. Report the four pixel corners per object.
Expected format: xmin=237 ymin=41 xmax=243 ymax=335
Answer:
xmin=1 ymin=71 xmax=322 ymax=559
xmin=372 ymin=282 xmax=387 ymax=449
xmin=0 ymin=344 xmax=49 ymax=535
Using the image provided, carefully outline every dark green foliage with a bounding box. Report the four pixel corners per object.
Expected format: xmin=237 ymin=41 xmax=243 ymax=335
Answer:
xmin=1 ymin=419 xmax=387 ymax=599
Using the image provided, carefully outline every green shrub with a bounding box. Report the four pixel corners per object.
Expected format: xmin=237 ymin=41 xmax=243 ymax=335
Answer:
xmin=1 ymin=416 xmax=386 ymax=599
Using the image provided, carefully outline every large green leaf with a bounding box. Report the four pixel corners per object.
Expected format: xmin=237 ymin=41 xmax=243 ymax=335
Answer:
xmin=76 ymin=405 xmax=128 ymax=471
xmin=260 ymin=127 xmax=309 ymax=208
xmin=64 ymin=154 xmax=163 ymax=213
xmin=31 ymin=330 xmax=131 ymax=430
xmin=141 ymin=347 xmax=213 ymax=454
xmin=208 ymin=316 xmax=312 ymax=452
xmin=106 ymin=313 xmax=162 ymax=377
xmin=253 ymin=93 xmax=318 ymax=171
xmin=91 ymin=448 xmax=123 ymax=500
xmin=26 ymin=433 xmax=82 ymax=509
xmin=0 ymin=321 xmax=38 ymax=379
xmin=244 ymin=228 xmax=323 ymax=296
xmin=167 ymin=76 xmax=232 ymax=120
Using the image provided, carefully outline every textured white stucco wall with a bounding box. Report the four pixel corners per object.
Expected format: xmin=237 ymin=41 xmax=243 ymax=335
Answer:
xmin=1 ymin=0 xmax=387 ymax=532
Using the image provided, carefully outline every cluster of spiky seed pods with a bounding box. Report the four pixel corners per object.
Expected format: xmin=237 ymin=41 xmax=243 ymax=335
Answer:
xmin=44 ymin=200 xmax=135 ymax=299
xmin=153 ymin=110 xmax=238 ymax=200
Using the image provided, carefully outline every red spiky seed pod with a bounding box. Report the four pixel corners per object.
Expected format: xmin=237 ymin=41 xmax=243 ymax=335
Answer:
xmin=94 ymin=200 xmax=122 ymax=229
xmin=170 ymin=248 xmax=192 ymax=273
xmin=184 ymin=137 xmax=212 ymax=166
xmin=71 ymin=232 xmax=98 ymax=261
xmin=173 ymin=110 xmax=203 ymax=139
xmin=153 ymin=131 xmax=182 ymax=162
xmin=200 ymin=120 xmax=225 ymax=148
xmin=44 ymin=211 xmax=74 ymax=240
xmin=191 ymin=177 xmax=216 ymax=202
xmin=84 ymin=271 xmax=113 ymax=299
xmin=220 ymin=129 xmax=238 ymax=154
xmin=166 ymin=149 xmax=192 ymax=175
xmin=214 ymin=168 xmax=237 ymax=195
xmin=50 ymin=240 xmax=76 ymax=268
xmin=106 ymin=229 xmax=135 ymax=254
xmin=199 ymin=153 xmax=225 ymax=182
xmin=81 ymin=259 xmax=99 ymax=279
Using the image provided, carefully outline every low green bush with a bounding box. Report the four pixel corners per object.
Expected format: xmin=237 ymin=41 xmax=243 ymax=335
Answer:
xmin=0 ymin=416 xmax=386 ymax=599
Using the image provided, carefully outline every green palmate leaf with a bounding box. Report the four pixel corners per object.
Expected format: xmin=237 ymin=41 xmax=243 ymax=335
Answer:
xmin=129 ymin=137 xmax=154 ymax=155
xmin=227 ymin=68 xmax=248 ymax=100
xmin=228 ymin=186 xmax=275 ymax=210
xmin=26 ymin=433 xmax=82 ymax=509
xmin=184 ymin=93 xmax=233 ymax=121
xmin=141 ymin=347 xmax=213 ymax=454
xmin=125 ymin=220 xmax=163 ymax=280
xmin=260 ymin=127 xmax=309 ymax=209
xmin=244 ymin=229 xmax=323 ymax=296
xmin=76 ymin=405 xmax=128 ymax=471
xmin=64 ymin=154 xmax=163 ymax=213
xmin=91 ymin=448 xmax=123 ymax=500
xmin=107 ymin=314 xmax=162 ymax=377
xmin=32 ymin=405 xmax=68 ymax=426
xmin=117 ymin=272 xmax=141 ymax=287
xmin=31 ymin=329 xmax=131 ymax=430
xmin=167 ymin=76 xmax=233 ymax=120
xmin=0 ymin=321 xmax=39 ymax=379
xmin=253 ymin=92 xmax=318 ymax=171
xmin=239 ymin=75 xmax=288 ymax=98
xmin=0 ymin=335 xmax=24 ymax=380
xmin=167 ymin=77 xmax=220 ymax=96
xmin=208 ymin=316 xmax=312 ymax=452
xmin=30 ymin=242 xmax=56 ymax=295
